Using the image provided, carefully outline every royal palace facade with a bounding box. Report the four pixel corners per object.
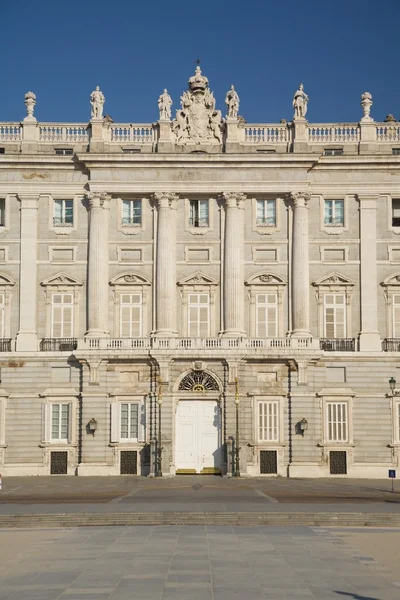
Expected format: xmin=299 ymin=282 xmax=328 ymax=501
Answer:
xmin=0 ymin=68 xmax=400 ymax=478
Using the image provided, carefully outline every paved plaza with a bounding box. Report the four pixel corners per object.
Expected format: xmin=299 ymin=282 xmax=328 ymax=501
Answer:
xmin=1 ymin=525 xmax=400 ymax=600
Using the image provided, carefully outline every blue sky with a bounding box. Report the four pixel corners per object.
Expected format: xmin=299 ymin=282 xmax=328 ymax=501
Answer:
xmin=1 ymin=0 xmax=397 ymax=124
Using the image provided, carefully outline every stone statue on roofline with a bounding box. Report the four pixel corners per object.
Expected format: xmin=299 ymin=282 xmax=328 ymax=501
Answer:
xmin=225 ymin=85 xmax=240 ymax=119
xmin=293 ymin=83 xmax=309 ymax=120
xmin=90 ymin=86 xmax=105 ymax=119
xmin=158 ymin=89 xmax=173 ymax=120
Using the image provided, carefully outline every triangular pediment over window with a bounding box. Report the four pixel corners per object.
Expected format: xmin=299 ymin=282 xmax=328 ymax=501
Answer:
xmin=0 ymin=273 xmax=16 ymax=286
xmin=109 ymin=272 xmax=151 ymax=286
xmin=245 ymin=271 xmax=286 ymax=286
xmin=313 ymin=272 xmax=355 ymax=287
xmin=40 ymin=272 xmax=83 ymax=287
xmin=177 ymin=271 xmax=219 ymax=286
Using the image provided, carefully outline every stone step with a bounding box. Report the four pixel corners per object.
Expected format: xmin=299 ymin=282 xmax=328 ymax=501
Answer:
xmin=1 ymin=512 xmax=400 ymax=528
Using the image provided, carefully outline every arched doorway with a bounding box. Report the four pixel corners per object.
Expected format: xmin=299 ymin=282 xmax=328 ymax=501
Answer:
xmin=175 ymin=370 xmax=223 ymax=474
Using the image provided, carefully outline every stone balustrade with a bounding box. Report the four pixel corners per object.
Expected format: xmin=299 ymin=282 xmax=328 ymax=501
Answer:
xmin=39 ymin=124 xmax=89 ymax=143
xmin=0 ymin=123 xmax=21 ymax=141
xmin=109 ymin=124 xmax=155 ymax=144
xmin=307 ymin=124 xmax=360 ymax=143
xmin=243 ymin=124 xmax=291 ymax=144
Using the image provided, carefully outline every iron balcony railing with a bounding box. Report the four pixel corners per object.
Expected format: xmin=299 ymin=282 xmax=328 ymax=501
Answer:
xmin=320 ymin=338 xmax=356 ymax=351
xmin=40 ymin=338 xmax=78 ymax=351
xmin=382 ymin=339 xmax=400 ymax=352
xmin=0 ymin=338 xmax=12 ymax=352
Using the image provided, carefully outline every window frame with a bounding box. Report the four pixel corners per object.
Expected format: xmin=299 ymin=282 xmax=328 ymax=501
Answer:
xmin=184 ymin=198 xmax=214 ymax=236
xmin=41 ymin=396 xmax=78 ymax=446
xmin=51 ymin=402 xmax=70 ymax=441
xmin=0 ymin=272 xmax=16 ymax=339
xmin=119 ymin=292 xmax=143 ymax=338
xmin=121 ymin=199 xmax=142 ymax=228
xmin=313 ymin=272 xmax=355 ymax=339
xmin=325 ymin=401 xmax=348 ymax=442
xmin=323 ymin=293 xmax=346 ymax=338
xmin=189 ymin=199 xmax=209 ymax=229
xmin=53 ymin=199 xmax=74 ymax=228
xmin=258 ymin=399 xmax=280 ymax=443
xmin=109 ymin=272 xmax=151 ymax=338
xmin=47 ymin=195 xmax=80 ymax=235
xmin=318 ymin=195 xmax=350 ymax=235
xmin=245 ymin=272 xmax=286 ymax=338
xmin=117 ymin=197 xmax=146 ymax=235
xmin=187 ymin=292 xmax=210 ymax=338
xmin=110 ymin=397 xmax=146 ymax=444
xmin=255 ymin=292 xmax=278 ymax=338
xmin=0 ymin=194 xmax=13 ymax=231
xmin=51 ymin=292 xmax=74 ymax=338
xmin=252 ymin=197 xmax=281 ymax=235
xmin=40 ymin=272 xmax=83 ymax=340
xmin=177 ymin=271 xmax=219 ymax=337
xmin=319 ymin=392 xmax=354 ymax=446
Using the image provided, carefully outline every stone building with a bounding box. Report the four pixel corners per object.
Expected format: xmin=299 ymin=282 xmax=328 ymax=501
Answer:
xmin=0 ymin=68 xmax=400 ymax=478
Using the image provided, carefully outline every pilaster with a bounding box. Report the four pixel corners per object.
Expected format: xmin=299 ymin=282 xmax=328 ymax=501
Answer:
xmin=358 ymin=194 xmax=381 ymax=351
xmin=154 ymin=192 xmax=178 ymax=336
xmin=16 ymin=195 xmax=39 ymax=351
xmin=222 ymin=192 xmax=246 ymax=336
xmin=85 ymin=192 xmax=110 ymax=337
xmin=291 ymin=191 xmax=311 ymax=338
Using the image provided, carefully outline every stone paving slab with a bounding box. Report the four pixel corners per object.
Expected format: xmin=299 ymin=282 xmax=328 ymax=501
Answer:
xmin=1 ymin=526 xmax=400 ymax=599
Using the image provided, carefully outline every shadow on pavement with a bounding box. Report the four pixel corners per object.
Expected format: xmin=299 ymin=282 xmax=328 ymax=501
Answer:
xmin=335 ymin=591 xmax=380 ymax=600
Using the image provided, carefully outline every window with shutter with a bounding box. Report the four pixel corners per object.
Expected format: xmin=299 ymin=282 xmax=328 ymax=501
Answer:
xmin=326 ymin=402 xmax=348 ymax=442
xmin=0 ymin=293 xmax=4 ymax=338
xmin=258 ymin=401 xmax=279 ymax=442
xmin=188 ymin=293 xmax=210 ymax=337
xmin=324 ymin=294 xmax=346 ymax=338
xmin=119 ymin=293 xmax=142 ymax=337
xmin=51 ymin=293 xmax=74 ymax=338
xmin=256 ymin=294 xmax=278 ymax=337
xmin=51 ymin=403 xmax=69 ymax=441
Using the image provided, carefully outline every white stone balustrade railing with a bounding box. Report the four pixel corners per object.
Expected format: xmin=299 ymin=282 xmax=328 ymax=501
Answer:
xmin=244 ymin=124 xmax=290 ymax=144
xmin=109 ymin=124 xmax=155 ymax=144
xmin=308 ymin=124 xmax=360 ymax=143
xmin=76 ymin=337 xmax=320 ymax=351
xmin=0 ymin=123 xmax=22 ymax=141
xmin=376 ymin=124 xmax=400 ymax=142
xmin=39 ymin=124 xmax=89 ymax=143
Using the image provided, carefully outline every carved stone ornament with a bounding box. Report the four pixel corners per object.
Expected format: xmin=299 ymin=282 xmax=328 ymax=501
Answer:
xmin=124 ymin=275 xmax=137 ymax=283
xmin=292 ymin=83 xmax=309 ymax=120
xmin=225 ymin=85 xmax=240 ymax=118
xmin=360 ymin=91 xmax=373 ymax=122
xmin=158 ymin=89 xmax=173 ymax=120
xmin=90 ymin=86 xmax=105 ymax=119
xmin=290 ymin=191 xmax=311 ymax=206
xmin=172 ymin=66 xmax=223 ymax=145
xmin=259 ymin=274 xmax=273 ymax=283
xmin=87 ymin=191 xmax=110 ymax=208
xmin=24 ymin=91 xmax=37 ymax=120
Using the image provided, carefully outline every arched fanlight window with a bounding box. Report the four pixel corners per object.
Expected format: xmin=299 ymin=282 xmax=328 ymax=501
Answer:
xmin=178 ymin=371 xmax=219 ymax=392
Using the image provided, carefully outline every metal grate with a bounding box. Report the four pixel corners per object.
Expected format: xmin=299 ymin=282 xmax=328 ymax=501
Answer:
xmin=50 ymin=451 xmax=68 ymax=475
xmin=260 ymin=450 xmax=277 ymax=474
xmin=330 ymin=450 xmax=347 ymax=475
xmin=40 ymin=338 xmax=77 ymax=351
xmin=120 ymin=451 xmax=138 ymax=475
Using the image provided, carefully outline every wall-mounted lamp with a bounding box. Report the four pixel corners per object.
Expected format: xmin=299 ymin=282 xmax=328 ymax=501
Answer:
xmin=389 ymin=377 xmax=400 ymax=396
xmin=88 ymin=418 xmax=98 ymax=436
xmin=299 ymin=418 xmax=308 ymax=436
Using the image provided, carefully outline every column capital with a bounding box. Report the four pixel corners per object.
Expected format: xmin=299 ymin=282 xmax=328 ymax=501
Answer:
xmin=290 ymin=191 xmax=311 ymax=207
xmin=221 ymin=191 xmax=247 ymax=209
xmin=87 ymin=191 xmax=111 ymax=209
xmin=153 ymin=192 xmax=179 ymax=210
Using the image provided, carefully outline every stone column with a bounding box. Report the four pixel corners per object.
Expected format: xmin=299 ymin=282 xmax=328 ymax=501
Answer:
xmin=358 ymin=194 xmax=381 ymax=351
xmin=154 ymin=192 xmax=178 ymax=336
xmin=16 ymin=195 xmax=39 ymax=351
xmin=85 ymin=192 xmax=110 ymax=337
xmin=291 ymin=191 xmax=311 ymax=337
xmin=223 ymin=192 xmax=246 ymax=336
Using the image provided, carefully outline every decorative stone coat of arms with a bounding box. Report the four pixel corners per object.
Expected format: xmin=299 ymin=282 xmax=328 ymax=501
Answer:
xmin=172 ymin=66 xmax=223 ymax=145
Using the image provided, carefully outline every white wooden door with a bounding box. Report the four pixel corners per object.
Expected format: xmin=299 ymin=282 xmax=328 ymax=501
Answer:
xmin=175 ymin=400 xmax=222 ymax=473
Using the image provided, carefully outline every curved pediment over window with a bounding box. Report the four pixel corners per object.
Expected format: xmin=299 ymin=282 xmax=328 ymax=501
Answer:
xmin=313 ymin=272 xmax=355 ymax=287
xmin=109 ymin=272 xmax=151 ymax=286
xmin=177 ymin=271 xmax=219 ymax=286
xmin=245 ymin=271 xmax=286 ymax=286
xmin=40 ymin=272 xmax=83 ymax=287
xmin=382 ymin=273 xmax=400 ymax=286
xmin=0 ymin=273 xmax=16 ymax=286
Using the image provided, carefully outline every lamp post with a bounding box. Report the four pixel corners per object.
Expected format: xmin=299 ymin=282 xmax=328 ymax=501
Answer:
xmin=156 ymin=377 xmax=163 ymax=477
xmin=234 ymin=377 xmax=240 ymax=477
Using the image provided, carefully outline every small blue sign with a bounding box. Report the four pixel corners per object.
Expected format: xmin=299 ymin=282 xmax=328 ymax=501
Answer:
xmin=389 ymin=469 xmax=396 ymax=478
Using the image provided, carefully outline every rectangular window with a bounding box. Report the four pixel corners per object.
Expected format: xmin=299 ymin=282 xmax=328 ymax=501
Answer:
xmin=120 ymin=293 xmax=142 ymax=337
xmin=393 ymin=295 xmax=400 ymax=337
xmin=0 ymin=199 xmax=5 ymax=227
xmin=256 ymin=200 xmax=276 ymax=227
xmin=189 ymin=200 xmax=209 ymax=228
xmin=122 ymin=200 xmax=142 ymax=226
xmin=55 ymin=148 xmax=73 ymax=155
xmin=324 ymin=199 xmax=344 ymax=227
xmin=51 ymin=403 xmax=69 ymax=440
xmin=324 ymin=148 xmax=343 ymax=156
xmin=326 ymin=402 xmax=348 ymax=442
xmin=258 ymin=401 xmax=279 ymax=442
xmin=256 ymin=293 xmax=278 ymax=337
xmin=188 ymin=293 xmax=210 ymax=337
xmin=392 ymin=148 xmax=400 ymax=155
xmin=51 ymin=293 xmax=74 ymax=338
xmin=324 ymin=294 xmax=346 ymax=338
xmin=54 ymin=199 xmax=73 ymax=227
xmin=0 ymin=293 xmax=5 ymax=338
xmin=120 ymin=403 xmax=139 ymax=440
xmin=392 ymin=199 xmax=400 ymax=227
